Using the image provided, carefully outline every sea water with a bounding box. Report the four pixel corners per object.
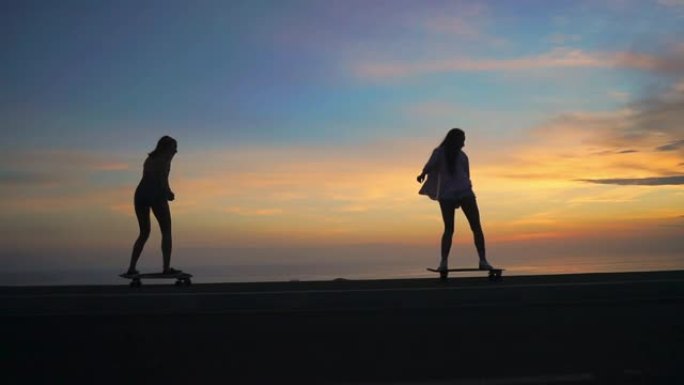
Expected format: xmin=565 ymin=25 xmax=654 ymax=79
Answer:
xmin=1 ymin=249 xmax=682 ymax=286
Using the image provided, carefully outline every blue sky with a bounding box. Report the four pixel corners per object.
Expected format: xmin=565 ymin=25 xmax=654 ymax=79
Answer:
xmin=4 ymin=0 xmax=682 ymax=149
xmin=1 ymin=1 xmax=683 ymax=281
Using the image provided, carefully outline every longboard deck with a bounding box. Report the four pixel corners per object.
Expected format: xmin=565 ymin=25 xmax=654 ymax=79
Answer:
xmin=120 ymin=272 xmax=192 ymax=279
xmin=426 ymin=267 xmax=503 ymax=281
xmin=119 ymin=272 xmax=192 ymax=287
xmin=426 ymin=268 xmax=503 ymax=273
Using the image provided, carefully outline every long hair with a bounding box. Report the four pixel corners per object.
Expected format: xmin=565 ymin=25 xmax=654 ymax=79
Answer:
xmin=439 ymin=128 xmax=465 ymax=175
xmin=148 ymin=136 xmax=177 ymax=158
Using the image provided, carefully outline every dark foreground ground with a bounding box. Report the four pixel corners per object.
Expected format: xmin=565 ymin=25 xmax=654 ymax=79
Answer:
xmin=3 ymin=270 xmax=684 ymax=384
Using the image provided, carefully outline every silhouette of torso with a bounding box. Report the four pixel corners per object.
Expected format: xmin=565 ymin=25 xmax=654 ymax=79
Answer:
xmin=419 ymin=147 xmax=473 ymax=201
xmin=135 ymin=155 xmax=171 ymax=205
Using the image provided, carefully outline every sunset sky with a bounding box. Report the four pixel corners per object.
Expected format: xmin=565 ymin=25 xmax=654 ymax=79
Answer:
xmin=2 ymin=1 xmax=683 ymax=282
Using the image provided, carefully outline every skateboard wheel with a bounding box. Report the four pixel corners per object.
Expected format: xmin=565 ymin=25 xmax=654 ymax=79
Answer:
xmin=131 ymin=279 xmax=142 ymax=288
xmin=439 ymin=271 xmax=447 ymax=282
xmin=174 ymin=280 xmax=183 ymax=286
xmin=183 ymin=278 xmax=192 ymax=286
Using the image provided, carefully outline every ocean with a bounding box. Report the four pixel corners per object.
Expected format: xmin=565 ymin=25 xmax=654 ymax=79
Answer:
xmin=2 ymin=249 xmax=682 ymax=286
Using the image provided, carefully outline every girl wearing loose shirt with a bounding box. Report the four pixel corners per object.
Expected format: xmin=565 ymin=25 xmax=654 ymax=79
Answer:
xmin=417 ymin=128 xmax=493 ymax=272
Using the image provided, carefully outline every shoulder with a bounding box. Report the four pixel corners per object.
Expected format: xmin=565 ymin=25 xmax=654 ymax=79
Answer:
xmin=144 ymin=155 xmax=170 ymax=170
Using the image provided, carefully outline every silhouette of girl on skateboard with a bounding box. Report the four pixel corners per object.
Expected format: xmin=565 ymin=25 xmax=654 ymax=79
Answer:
xmin=417 ymin=128 xmax=493 ymax=272
xmin=126 ymin=136 xmax=181 ymax=275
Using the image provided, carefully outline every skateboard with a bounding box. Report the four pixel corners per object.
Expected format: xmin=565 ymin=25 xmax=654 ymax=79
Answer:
xmin=119 ymin=271 xmax=192 ymax=287
xmin=426 ymin=267 xmax=503 ymax=282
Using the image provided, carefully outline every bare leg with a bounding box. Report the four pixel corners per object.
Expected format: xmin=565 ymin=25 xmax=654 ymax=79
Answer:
xmin=460 ymin=196 xmax=488 ymax=266
xmin=151 ymin=200 xmax=173 ymax=272
xmin=129 ymin=203 xmax=151 ymax=273
xmin=438 ymin=200 xmax=457 ymax=269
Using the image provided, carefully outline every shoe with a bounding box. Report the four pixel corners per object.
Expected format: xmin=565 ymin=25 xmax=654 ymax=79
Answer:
xmin=163 ymin=267 xmax=182 ymax=275
xmin=479 ymin=260 xmax=493 ymax=270
xmin=437 ymin=259 xmax=448 ymax=272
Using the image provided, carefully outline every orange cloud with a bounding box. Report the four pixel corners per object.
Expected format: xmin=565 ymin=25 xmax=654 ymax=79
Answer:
xmin=2 ymin=103 xmax=681 ymax=253
xmin=353 ymin=46 xmax=684 ymax=79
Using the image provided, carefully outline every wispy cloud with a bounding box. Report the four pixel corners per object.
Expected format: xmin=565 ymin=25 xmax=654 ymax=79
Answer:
xmin=476 ymin=78 xmax=684 ymax=200
xmin=424 ymin=16 xmax=479 ymax=37
xmin=657 ymin=0 xmax=684 ymax=7
xmin=0 ymin=150 xmax=132 ymax=174
xmin=422 ymin=3 xmax=489 ymax=39
xmin=530 ymin=79 xmax=684 ymax=157
xmin=0 ymin=171 xmax=59 ymax=187
xmin=404 ymin=101 xmax=459 ymax=118
xmin=656 ymin=139 xmax=684 ymax=151
xmin=579 ymin=175 xmax=684 ymax=185
xmin=353 ymin=45 xmax=684 ymax=79
xmin=547 ymin=34 xmax=582 ymax=45
xmin=223 ymin=207 xmax=284 ymax=216
xmin=591 ymin=149 xmax=639 ymax=155
xmin=608 ymin=90 xmax=631 ymax=102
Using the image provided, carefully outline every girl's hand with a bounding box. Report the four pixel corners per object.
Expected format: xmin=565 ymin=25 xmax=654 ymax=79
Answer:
xmin=167 ymin=191 xmax=175 ymax=201
xmin=417 ymin=173 xmax=426 ymax=183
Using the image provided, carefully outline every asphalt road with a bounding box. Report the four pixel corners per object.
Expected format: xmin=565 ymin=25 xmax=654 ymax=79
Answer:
xmin=3 ymin=270 xmax=684 ymax=384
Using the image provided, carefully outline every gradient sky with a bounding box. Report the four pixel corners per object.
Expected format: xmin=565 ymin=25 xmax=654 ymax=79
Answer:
xmin=2 ymin=0 xmax=683 ymax=279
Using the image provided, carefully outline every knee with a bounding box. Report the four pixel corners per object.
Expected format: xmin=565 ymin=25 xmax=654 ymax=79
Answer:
xmin=138 ymin=229 xmax=150 ymax=241
xmin=160 ymin=226 xmax=172 ymax=238
xmin=470 ymin=225 xmax=484 ymax=238
xmin=443 ymin=226 xmax=454 ymax=235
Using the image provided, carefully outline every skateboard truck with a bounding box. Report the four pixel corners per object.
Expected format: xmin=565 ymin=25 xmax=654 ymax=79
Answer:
xmin=426 ymin=267 xmax=503 ymax=282
xmin=119 ymin=272 xmax=193 ymax=288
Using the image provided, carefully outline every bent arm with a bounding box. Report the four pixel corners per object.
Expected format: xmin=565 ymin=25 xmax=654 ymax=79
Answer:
xmin=163 ymin=161 xmax=174 ymax=200
xmin=417 ymin=148 xmax=440 ymax=183
xmin=423 ymin=148 xmax=440 ymax=174
xmin=463 ymin=152 xmax=470 ymax=178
